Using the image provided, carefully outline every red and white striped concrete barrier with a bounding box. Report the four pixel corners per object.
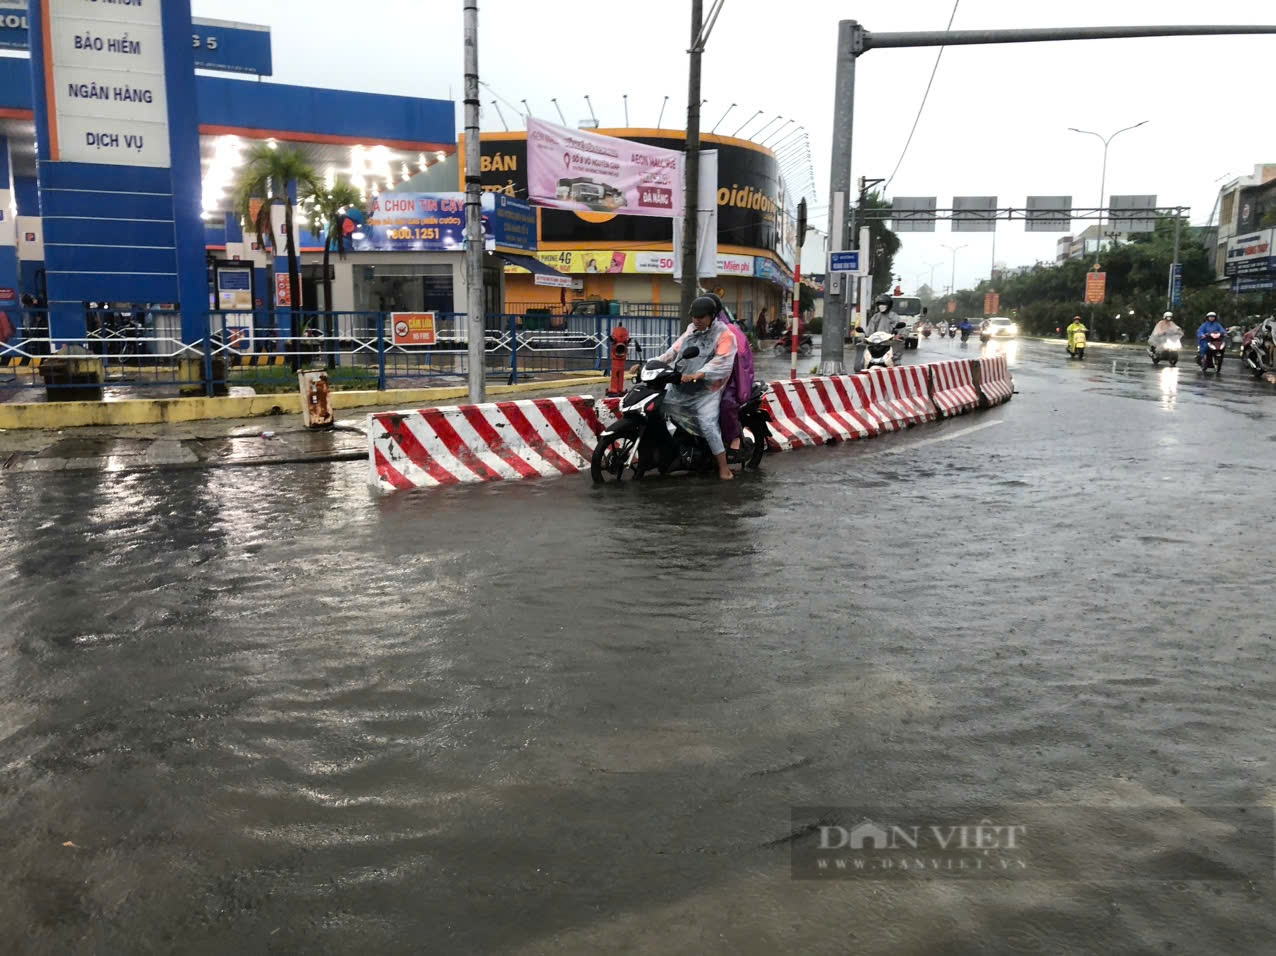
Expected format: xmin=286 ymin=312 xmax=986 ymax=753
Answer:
xmin=368 ymin=396 xmax=602 ymax=491
xmin=927 ymin=359 xmax=981 ymax=417
xmin=864 ymin=365 xmax=936 ymax=428
xmin=977 ymin=354 xmax=1014 ymax=407
xmin=763 ymin=375 xmax=890 ymax=449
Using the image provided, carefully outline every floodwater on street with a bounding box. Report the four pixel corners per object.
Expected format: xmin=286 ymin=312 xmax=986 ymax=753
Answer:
xmin=2 ymin=337 xmax=1275 ymax=954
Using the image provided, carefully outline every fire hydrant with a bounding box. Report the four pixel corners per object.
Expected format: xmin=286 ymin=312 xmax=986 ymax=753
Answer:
xmin=606 ymin=325 xmax=633 ymax=396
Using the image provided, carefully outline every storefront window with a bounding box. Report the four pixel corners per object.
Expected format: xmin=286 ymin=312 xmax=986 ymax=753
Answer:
xmin=354 ymin=264 xmax=454 ymax=315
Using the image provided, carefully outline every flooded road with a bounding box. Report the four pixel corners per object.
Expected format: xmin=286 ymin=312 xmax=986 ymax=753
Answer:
xmin=2 ymin=338 xmax=1275 ymax=954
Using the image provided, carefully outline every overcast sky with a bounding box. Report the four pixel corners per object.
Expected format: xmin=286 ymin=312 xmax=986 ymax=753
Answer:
xmin=193 ymin=0 xmax=1276 ymax=292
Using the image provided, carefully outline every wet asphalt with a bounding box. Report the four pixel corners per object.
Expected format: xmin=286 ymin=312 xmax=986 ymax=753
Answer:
xmin=2 ymin=337 xmax=1275 ymax=954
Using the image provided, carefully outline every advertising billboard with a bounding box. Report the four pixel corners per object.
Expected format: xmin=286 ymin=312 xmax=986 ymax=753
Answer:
xmin=351 ymin=193 xmax=537 ymax=253
xmin=502 ymin=249 xmax=760 ymax=278
xmin=472 ymin=131 xmax=793 ymax=264
xmin=527 ymin=118 xmax=682 ymax=218
xmin=1223 ymin=228 xmax=1276 ymax=277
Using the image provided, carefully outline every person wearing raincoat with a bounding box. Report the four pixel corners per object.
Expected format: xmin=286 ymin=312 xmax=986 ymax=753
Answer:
xmin=1196 ymin=310 xmax=1226 ymax=360
xmin=1148 ymin=311 xmax=1183 ymax=349
xmin=1067 ymin=316 xmax=1088 ymax=352
xmin=655 ymin=295 xmax=739 ymax=480
xmin=702 ymin=293 xmax=755 ymax=463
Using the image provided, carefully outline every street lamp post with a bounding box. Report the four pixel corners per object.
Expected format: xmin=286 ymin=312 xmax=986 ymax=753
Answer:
xmin=1067 ymin=120 xmax=1148 ymax=254
xmin=1068 ymin=121 xmax=1147 ymax=341
xmin=941 ymin=243 xmax=967 ymax=296
xmin=928 ymin=260 xmax=943 ymax=289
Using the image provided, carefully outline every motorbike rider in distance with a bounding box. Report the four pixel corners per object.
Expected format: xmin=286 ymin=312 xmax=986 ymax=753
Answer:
xmin=654 ymin=295 xmax=739 ymax=480
xmin=1149 ymin=311 xmax=1183 ymax=349
xmin=1067 ymin=316 xmax=1088 ymax=351
xmin=1197 ymin=310 xmax=1226 ymax=361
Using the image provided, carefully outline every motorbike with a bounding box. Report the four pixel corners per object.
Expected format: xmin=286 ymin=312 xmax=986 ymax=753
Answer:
xmin=590 ymin=347 xmax=772 ymax=482
xmin=855 ymin=322 xmax=906 ymax=373
xmin=1067 ymin=330 xmax=1087 ymax=360
xmin=1197 ymin=331 xmax=1226 ymax=374
xmin=1241 ymin=320 xmax=1276 ymax=379
xmin=921 ymin=325 xmax=932 ymax=339
xmin=948 ymin=327 xmax=958 ymax=338
xmin=773 ymin=332 xmax=814 ymax=357
xmin=979 ymin=326 xmax=992 ymax=345
xmin=1147 ymin=335 xmax=1181 ymax=367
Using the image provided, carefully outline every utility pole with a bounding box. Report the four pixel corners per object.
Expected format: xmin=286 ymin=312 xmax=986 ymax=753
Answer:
xmin=679 ymin=0 xmax=705 ymax=322
xmin=1167 ymin=208 xmax=1184 ymax=312
xmin=821 ymin=20 xmax=859 ymax=374
xmin=463 ymin=0 xmax=485 ymax=402
xmin=821 ymin=18 xmax=1276 ymax=371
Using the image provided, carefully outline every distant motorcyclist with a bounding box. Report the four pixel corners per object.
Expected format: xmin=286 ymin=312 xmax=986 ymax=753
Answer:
xmin=1149 ymin=311 xmax=1183 ymax=348
xmin=957 ymin=318 xmax=974 ymax=339
xmin=655 ymin=295 xmax=738 ymax=481
xmin=1066 ymin=316 xmax=1088 ymax=351
xmin=1196 ymin=311 xmax=1226 ymax=359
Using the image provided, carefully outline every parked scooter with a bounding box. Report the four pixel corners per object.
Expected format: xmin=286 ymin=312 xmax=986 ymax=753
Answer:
xmin=1067 ymin=330 xmax=1087 ymax=360
xmin=1198 ymin=331 xmax=1226 ymax=374
xmin=773 ymin=332 xmax=814 ymax=357
xmin=1241 ymin=318 xmax=1276 ymax=379
xmin=590 ymin=347 xmax=772 ymax=482
xmin=1147 ymin=335 xmax=1181 ymax=367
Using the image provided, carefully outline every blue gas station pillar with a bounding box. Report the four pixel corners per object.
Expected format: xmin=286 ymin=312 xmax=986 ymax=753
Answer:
xmin=0 ymin=135 xmax=18 ymax=318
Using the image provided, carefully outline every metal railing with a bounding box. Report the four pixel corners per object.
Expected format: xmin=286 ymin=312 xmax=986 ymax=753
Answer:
xmin=0 ymin=309 xmax=690 ymax=397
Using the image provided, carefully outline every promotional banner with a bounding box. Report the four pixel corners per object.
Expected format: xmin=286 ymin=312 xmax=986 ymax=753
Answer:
xmin=1224 ymin=229 xmax=1276 ymax=277
xmin=984 ymin=292 xmax=1001 ymax=315
xmin=503 ymin=249 xmax=761 ymax=278
xmin=351 ymin=193 xmax=536 ymax=253
xmin=527 ymin=118 xmax=683 ymax=218
xmin=673 ymin=150 xmax=718 ymax=281
xmin=476 ymin=132 xmax=790 ymax=260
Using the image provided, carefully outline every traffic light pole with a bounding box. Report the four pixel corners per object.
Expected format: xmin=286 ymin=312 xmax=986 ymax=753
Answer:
xmin=821 ymin=19 xmax=1276 ymax=373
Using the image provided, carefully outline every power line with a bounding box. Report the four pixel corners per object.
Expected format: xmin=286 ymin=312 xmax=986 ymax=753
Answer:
xmin=884 ymin=0 xmax=961 ymax=192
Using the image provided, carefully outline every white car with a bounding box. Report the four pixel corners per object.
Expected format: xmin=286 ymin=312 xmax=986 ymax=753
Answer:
xmin=986 ymin=316 xmax=1018 ymax=337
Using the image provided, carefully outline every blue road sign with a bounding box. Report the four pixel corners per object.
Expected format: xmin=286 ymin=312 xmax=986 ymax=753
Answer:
xmin=829 ymin=250 xmax=862 ymax=273
xmin=1171 ymin=262 xmax=1183 ymax=306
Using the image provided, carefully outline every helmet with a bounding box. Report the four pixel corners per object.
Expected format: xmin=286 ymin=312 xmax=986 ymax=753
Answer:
xmin=1163 ymin=311 xmax=1173 ymax=319
xmin=689 ymin=295 xmax=718 ymax=319
xmin=873 ymin=293 xmax=893 ymax=311
xmin=1206 ymin=311 xmax=1218 ymax=318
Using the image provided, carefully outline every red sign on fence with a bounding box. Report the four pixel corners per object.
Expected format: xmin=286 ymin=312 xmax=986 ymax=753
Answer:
xmin=392 ymin=312 xmax=437 ymax=346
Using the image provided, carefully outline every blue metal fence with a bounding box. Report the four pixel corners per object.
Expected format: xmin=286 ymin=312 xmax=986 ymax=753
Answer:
xmin=0 ymin=308 xmax=688 ymax=398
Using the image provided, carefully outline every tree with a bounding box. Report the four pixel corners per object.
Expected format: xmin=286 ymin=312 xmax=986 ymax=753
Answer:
xmin=861 ymin=191 xmax=901 ymax=299
xmin=234 ymin=144 xmax=320 ymax=340
xmin=302 ymin=182 xmax=366 ymax=364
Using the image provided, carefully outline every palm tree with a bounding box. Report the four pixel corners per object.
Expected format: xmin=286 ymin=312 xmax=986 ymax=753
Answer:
xmin=233 ymin=144 xmax=320 ymax=344
xmin=302 ymin=182 xmax=366 ymax=363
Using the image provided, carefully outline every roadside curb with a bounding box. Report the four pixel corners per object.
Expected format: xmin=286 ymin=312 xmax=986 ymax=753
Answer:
xmin=0 ymin=374 xmax=608 ymax=431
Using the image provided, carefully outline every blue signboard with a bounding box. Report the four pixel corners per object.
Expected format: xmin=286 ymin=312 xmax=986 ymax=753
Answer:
xmin=0 ymin=10 xmax=272 ymax=75
xmin=829 ymin=250 xmax=862 ymax=273
xmin=190 ymin=18 xmax=273 ymax=77
xmin=0 ymin=1 xmax=26 ymax=51
xmin=353 ymin=193 xmax=538 ymax=253
xmin=753 ymin=256 xmax=793 ymax=291
xmin=1170 ymin=262 xmax=1183 ymax=307
xmin=487 ymin=194 xmax=536 ymax=253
